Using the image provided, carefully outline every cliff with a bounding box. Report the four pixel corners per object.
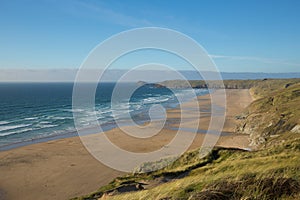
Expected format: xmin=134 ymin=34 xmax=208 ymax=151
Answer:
xmin=235 ymin=79 xmax=300 ymax=148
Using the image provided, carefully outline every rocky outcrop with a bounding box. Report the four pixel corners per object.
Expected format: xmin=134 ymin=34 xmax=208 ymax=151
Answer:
xmin=235 ymin=82 xmax=300 ymax=148
xmin=236 ymin=112 xmax=294 ymax=147
xmin=291 ymin=125 xmax=300 ymax=133
xmin=137 ymin=81 xmax=166 ymax=88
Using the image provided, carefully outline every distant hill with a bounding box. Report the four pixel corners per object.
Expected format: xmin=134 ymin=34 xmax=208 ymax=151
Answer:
xmin=157 ymin=78 xmax=300 ymax=89
xmin=181 ymin=71 xmax=300 ymax=80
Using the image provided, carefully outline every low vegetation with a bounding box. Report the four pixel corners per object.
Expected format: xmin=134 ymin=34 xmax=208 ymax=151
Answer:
xmin=159 ymin=78 xmax=300 ymax=90
xmin=72 ymin=79 xmax=300 ymax=200
xmin=236 ymin=79 xmax=300 ymax=148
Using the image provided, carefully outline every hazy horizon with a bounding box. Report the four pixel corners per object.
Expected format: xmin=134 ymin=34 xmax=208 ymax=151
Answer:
xmin=0 ymin=68 xmax=299 ymax=83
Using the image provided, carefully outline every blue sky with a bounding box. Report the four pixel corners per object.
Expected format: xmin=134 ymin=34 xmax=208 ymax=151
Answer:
xmin=0 ymin=0 xmax=300 ymax=72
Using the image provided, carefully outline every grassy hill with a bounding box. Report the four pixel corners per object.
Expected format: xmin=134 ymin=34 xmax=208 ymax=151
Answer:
xmin=159 ymin=78 xmax=300 ymax=90
xmin=72 ymin=79 xmax=300 ymax=200
xmin=236 ymin=79 xmax=300 ymax=148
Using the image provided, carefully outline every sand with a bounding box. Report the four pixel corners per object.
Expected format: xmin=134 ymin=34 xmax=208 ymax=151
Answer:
xmin=0 ymin=89 xmax=253 ymax=200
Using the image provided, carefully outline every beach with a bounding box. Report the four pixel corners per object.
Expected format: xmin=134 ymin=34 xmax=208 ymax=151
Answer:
xmin=0 ymin=89 xmax=253 ymax=200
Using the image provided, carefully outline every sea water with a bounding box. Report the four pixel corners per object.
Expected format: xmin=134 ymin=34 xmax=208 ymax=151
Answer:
xmin=0 ymin=82 xmax=208 ymax=149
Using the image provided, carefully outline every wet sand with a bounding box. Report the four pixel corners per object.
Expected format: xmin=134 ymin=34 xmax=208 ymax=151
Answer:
xmin=0 ymin=89 xmax=253 ymax=200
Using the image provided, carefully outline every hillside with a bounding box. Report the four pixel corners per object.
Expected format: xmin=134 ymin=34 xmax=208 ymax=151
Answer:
xmin=73 ymin=79 xmax=300 ymax=200
xmin=236 ymin=80 xmax=300 ymax=148
xmin=158 ymin=78 xmax=300 ymax=89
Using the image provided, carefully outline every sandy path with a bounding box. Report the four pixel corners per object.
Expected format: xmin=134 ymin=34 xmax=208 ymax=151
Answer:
xmin=0 ymin=89 xmax=253 ymax=200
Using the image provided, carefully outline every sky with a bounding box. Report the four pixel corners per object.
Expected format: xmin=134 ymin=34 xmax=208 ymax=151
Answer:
xmin=0 ymin=0 xmax=300 ymax=73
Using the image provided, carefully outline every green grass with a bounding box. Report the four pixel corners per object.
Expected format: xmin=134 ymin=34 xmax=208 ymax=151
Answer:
xmin=159 ymin=78 xmax=300 ymax=91
xmin=236 ymin=80 xmax=300 ymax=148
xmin=106 ymin=136 xmax=300 ymax=200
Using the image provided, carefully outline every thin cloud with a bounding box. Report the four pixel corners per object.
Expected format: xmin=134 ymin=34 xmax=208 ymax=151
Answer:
xmin=73 ymin=0 xmax=154 ymax=27
xmin=210 ymin=54 xmax=300 ymax=67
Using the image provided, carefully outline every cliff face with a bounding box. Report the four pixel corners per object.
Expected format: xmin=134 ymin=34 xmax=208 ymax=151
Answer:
xmin=235 ymin=81 xmax=300 ymax=148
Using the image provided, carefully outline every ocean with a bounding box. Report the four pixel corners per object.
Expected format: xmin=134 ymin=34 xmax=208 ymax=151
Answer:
xmin=0 ymin=82 xmax=208 ymax=150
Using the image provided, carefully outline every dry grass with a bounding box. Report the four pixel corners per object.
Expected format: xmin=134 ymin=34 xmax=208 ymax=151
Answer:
xmin=71 ymin=136 xmax=300 ymax=200
xmin=104 ymin=136 xmax=300 ymax=200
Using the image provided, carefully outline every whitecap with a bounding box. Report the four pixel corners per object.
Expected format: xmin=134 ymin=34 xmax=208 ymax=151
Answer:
xmin=24 ymin=117 xmax=39 ymax=120
xmin=39 ymin=121 xmax=51 ymax=124
xmin=0 ymin=121 xmax=10 ymax=125
xmin=0 ymin=124 xmax=32 ymax=132
xmin=52 ymin=116 xmax=73 ymax=120
xmin=38 ymin=124 xmax=59 ymax=129
xmin=142 ymin=96 xmax=169 ymax=104
xmin=0 ymin=127 xmax=33 ymax=137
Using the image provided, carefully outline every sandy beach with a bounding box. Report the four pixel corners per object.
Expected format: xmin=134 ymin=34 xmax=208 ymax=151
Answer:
xmin=0 ymin=89 xmax=253 ymax=200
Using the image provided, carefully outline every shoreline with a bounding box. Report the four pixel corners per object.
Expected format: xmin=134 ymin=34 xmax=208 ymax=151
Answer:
xmin=0 ymin=89 xmax=209 ymax=152
xmin=0 ymin=89 xmax=253 ymax=200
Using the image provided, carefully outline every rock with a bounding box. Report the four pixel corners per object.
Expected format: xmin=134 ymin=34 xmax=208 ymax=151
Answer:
xmin=269 ymin=135 xmax=280 ymax=138
xmin=291 ymin=125 xmax=300 ymax=133
xmin=284 ymin=83 xmax=292 ymax=88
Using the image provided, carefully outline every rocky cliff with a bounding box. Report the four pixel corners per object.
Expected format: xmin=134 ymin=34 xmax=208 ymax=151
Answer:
xmin=235 ymin=79 xmax=300 ymax=148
